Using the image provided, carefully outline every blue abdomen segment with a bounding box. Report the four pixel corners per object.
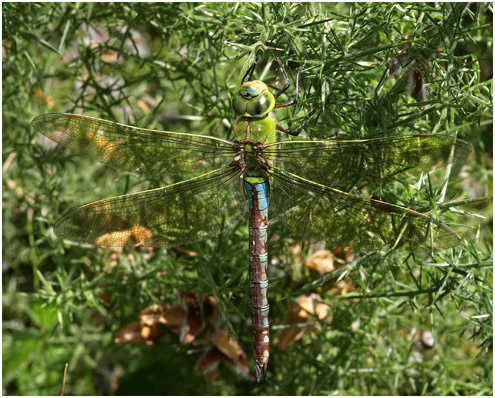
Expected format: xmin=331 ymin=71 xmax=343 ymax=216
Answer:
xmin=244 ymin=179 xmax=270 ymax=381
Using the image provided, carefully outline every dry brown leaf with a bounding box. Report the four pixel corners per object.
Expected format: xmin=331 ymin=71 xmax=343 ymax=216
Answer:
xmin=2 ymin=152 xmax=16 ymax=173
xmin=139 ymin=304 xmax=166 ymax=326
xmin=306 ymin=248 xmax=354 ymax=275
xmin=173 ymin=246 xmax=198 ymax=257
xmin=116 ymin=292 xmax=220 ymax=373
xmin=332 ymin=247 xmax=354 ymax=263
xmin=114 ymin=321 xmax=145 ymax=344
xmin=210 ymin=330 xmax=242 ymax=362
xmin=334 ymin=279 xmax=355 ymax=296
xmin=172 ymin=292 xmax=218 ymax=344
xmin=197 ymin=330 xmax=251 ymax=382
xmin=278 ymin=327 xmax=305 ymax=351
xmin=279 ymin=294 xmax=331 ymax=350
xmin=197 ymin=347 xmax=224 ymax=382
xmin=408 ymin=69 xmax=428 ymax=108
xmin=137 ymin=99 xmax=151 ymax=115
xmin=305 ymin=250 xmax=335 ymax=274
xmin=101 ymin=49 xmax=119 ymax=63
xmin=161 ymin=305 xmax=187 ymax=329
xmin=314 ymin=302 xmax=330 ymax=320
xmin=288 ymin=243 xmax=302 ymax=255
xmin=34 ymin=89 xmax=55 ymax=108
xmin=140 ymin=324 xmax=164 ymax=345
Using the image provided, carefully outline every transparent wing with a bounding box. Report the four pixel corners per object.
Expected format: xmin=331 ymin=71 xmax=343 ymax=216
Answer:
xmin=266 ymin=135 xmax=471 ymax=188
xmin=32 ymin=113 xmax=236 ymax=176
xmin=54 ymin=165 xmax=246 ymax=247
xmin=269 ymin=167 xmax=460 ymax=251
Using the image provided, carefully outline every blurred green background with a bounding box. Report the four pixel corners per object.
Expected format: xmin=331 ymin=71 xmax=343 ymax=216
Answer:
xmin=2 ymin=2 xmax=492 ymax=395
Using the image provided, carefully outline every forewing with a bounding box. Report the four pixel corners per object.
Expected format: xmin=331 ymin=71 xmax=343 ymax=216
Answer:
xmin=269 ymin=167 xmax=460 ymax=251
xmin=267 ymin=135 xmax=471 ymax=188
xmin=32 ymin=113 xmax=235 ymax=176
xmin=54 ymin=166 xmax=246 ymax=247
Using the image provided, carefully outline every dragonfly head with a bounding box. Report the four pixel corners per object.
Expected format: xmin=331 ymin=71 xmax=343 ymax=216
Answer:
xmin=233 ymin=80 xmax=275 ymax=118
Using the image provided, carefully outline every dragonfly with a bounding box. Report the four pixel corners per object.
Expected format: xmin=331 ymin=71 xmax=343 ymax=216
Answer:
xmin=32 ymin=56 xmax=471 ymax=382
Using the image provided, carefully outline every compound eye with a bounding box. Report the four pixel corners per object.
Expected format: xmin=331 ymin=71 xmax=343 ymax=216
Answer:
xmin=232 ymin=92 xmax=246 ymax=115
xmin=245 ymin=93 xmax=270 ymax=116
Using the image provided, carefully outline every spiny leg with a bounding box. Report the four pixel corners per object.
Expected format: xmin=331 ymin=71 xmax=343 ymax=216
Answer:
xmin=242 ymin=56 xmax=259 ymax=84
xmin=273 ymin=58 xmax=306 ymax=108
xmin=273 ymin=58 xmax=319 ymax=137
xmin=276 ymin=104 xmax=321 ymax=137
xmin=273 ymin=56 xmax=291 ymax=99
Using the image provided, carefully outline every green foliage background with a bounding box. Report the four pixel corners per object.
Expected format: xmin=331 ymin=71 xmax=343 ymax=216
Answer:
xmin=2 ymin=2 xmax=492 ymax=395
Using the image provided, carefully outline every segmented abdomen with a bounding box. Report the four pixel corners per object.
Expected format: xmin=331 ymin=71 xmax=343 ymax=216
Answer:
xmin=244 ymin=179 xmax=269 ymax=382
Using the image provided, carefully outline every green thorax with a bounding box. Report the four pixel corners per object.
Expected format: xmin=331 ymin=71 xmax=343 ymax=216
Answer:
xmin=233 ymin=115 xmax=276 ymax=182
xmin=233 ymin=114 xmax=276 ymax=144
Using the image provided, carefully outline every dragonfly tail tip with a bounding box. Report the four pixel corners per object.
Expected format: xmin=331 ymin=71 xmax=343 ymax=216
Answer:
xmin=255 ymin=363 xmax=268 ymax=383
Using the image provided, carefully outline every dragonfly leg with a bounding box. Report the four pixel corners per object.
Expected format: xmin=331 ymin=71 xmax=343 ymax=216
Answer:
xmin=273 ymin=56 xmax=291 ymax=99
xmin=242 ymin=55 xmax=259 ymax=84
xmin=275 ymin=105 xmax=321 ymax=137
xmin=274 ymin=58 xmax=306 ymax=105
